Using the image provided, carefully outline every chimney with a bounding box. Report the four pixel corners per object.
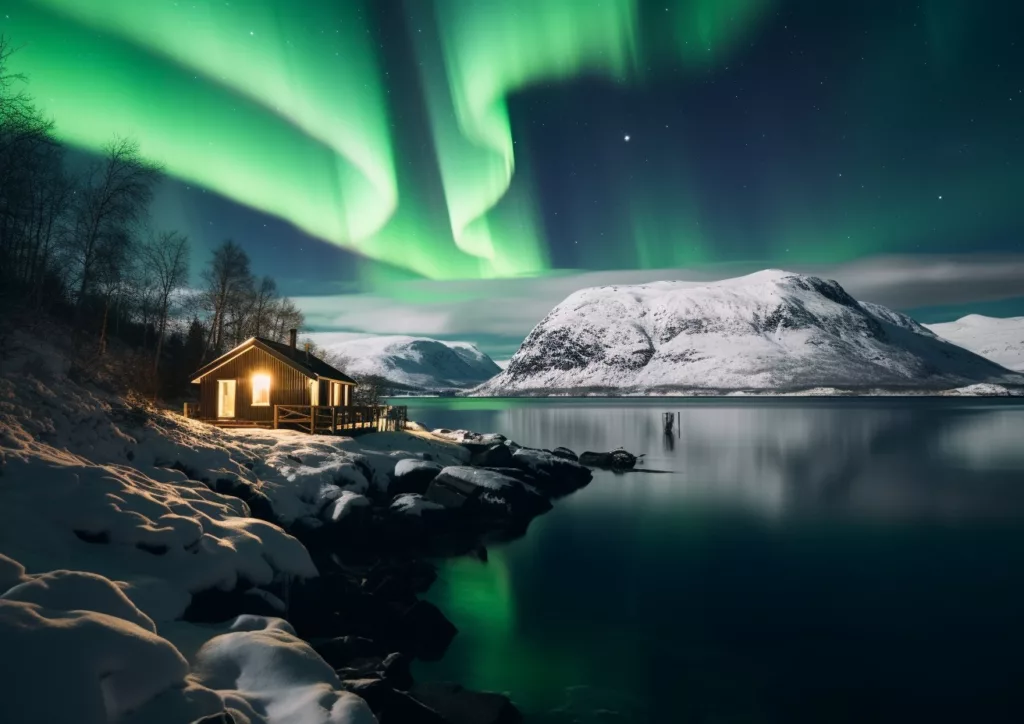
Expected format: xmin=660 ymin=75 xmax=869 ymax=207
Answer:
xmin=289 ymin=328 xmax=297 ymax=350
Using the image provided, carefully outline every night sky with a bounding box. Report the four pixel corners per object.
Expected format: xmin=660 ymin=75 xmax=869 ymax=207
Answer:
xmin=5 ymin=0 xmax=1023 ymax=357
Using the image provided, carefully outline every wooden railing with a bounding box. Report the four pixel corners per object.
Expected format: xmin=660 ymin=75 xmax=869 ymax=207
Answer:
xmin=273 ymin=405 xmax=407 ymax=434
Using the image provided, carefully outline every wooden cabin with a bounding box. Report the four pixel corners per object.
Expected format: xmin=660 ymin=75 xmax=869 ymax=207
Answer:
xmin=189 ymin=329 xmax=357 ymax=427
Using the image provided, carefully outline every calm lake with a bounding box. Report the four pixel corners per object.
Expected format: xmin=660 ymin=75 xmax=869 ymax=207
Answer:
xmin=394 ymin=397 xmax=1024 ymax=723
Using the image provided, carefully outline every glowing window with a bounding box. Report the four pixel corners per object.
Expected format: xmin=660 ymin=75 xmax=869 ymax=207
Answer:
xmin=252 ymin=374 xmax=271 ymax=406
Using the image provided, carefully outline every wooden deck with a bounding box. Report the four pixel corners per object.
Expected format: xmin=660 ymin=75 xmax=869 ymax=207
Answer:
xmin=274 ymin=405 xmax=407 ymax=434
xmin=185 ymin=403 xmax=407 ymax=435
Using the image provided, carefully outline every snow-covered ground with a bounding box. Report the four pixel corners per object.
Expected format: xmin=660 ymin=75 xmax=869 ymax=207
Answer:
xmin=477 ymin=270 xmax=1024 ymax=395
xmin=925 ymin=315 xmax=1024 ymax=372
xmin=308 ymin=333 xmax=501 ymax=390
xmin=0 ymin=327 xmax=470 ymax=723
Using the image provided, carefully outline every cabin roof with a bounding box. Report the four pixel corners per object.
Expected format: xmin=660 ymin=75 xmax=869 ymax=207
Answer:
xmin=190 ymin=337 xmax=357 ymax=385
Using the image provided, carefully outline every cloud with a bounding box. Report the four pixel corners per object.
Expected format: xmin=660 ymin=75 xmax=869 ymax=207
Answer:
xmin=293 ymin=253 xmax=1024 ymax=357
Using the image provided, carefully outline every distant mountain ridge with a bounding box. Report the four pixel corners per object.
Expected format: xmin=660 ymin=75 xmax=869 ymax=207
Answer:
xmin=474 ymin=270 xmax=1022 ymax=395
xmin=925 ymin=315 xmax=1024 ymax=372
xmin=315 ymin=334 xmax=502 ymax=391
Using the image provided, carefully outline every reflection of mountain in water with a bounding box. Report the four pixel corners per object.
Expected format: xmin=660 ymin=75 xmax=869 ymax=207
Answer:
xmin=485 ymin=402 xmax=1024 ymax=521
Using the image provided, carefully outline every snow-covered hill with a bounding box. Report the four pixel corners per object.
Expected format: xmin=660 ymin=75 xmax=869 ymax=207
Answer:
xmin=475 ymin=270 xmax=1023 ymax=395
xmin=314 ymin=335 xmax=501 ymax=391
xmin=925 ymin=315 xmax=1024 ymax=372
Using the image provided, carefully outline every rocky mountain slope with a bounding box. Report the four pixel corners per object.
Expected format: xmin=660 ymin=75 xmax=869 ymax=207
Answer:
xmin=475 ymin=270 xmax=1022 ymax=395
xmin=925 ymin=315 xmax=1024 ymax=372
xmin=315 ymin=335 xmax=501 ymax=391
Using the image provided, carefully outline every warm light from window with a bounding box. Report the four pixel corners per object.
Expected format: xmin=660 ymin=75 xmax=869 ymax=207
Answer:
xmin=252 ymin=374 xmax=271 ymax=406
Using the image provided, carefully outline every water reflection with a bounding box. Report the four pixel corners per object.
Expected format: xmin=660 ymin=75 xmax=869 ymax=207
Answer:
xmin=403 ymin=399 xmax=1024 ymax=522
xmin=404 ymin=399 xmax=1024 ymax=723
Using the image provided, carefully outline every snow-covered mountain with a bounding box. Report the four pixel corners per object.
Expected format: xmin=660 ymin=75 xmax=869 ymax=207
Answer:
xmin=316 ymin=334 xmax=502 ymax=391
xmin=925 ymin=315 xmax=1024 ymax=372
xmin=475 ymin=270 xmax=1022 ymax=395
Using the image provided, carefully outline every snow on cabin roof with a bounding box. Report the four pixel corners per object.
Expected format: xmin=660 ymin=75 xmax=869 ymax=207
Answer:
xmin=190 ymin=337 xmax=357 ymax=385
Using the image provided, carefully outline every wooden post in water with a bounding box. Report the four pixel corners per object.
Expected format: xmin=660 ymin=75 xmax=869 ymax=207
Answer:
xmin=663 ymin=412 xmax=674 ymax=434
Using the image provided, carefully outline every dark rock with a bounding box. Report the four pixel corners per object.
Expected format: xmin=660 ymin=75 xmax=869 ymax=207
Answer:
xmin=391 ymin=459 xmax=444 ymax=496
xmin=412 ymin=682 xmax=522 ymax=724
xmin=579 ymin=449 xmax=638 ymax=470
xmin=213 ymin=477 xmax=275 ymax=521
xmin=336 ymin=652 xmax=413 ymax=690
xmin=427 ymin=467 xmax=552 ymax=521
xmin=190 ymin=712 xmax=236 ymax=724
xmin=73 ymin=529 xmax=110 ymax=544
xmin=550 ymin=447 xmax=578 ymax=462
xmin=364 ymin=559 xmax=437 ymax=600
xmin=170 ymin=459 xmax=202 ymax=481
xmin=509 ymin=448 xmax=592 ymax=495
xmin=135 ymin=542 xmax=168 ymax=556
xmin=469 ymin=443 xmax=513 ymax=468
xmin=312 ymin=636 xmax=386 ymax=669
xmin=381 ymin=651 xmax=414 ymax=691
xmin=183 ymin=585 xmax=283 ymax=623
xmin=340 ymin=679 xmax=447 ymax=723
xmin=288 ymin=575 xmax=366 ymax=639
xmin=400 ymin=599 xmax=458 ymax=661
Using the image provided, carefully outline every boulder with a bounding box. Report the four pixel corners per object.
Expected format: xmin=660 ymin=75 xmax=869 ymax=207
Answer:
xmin=579 ymin=449 xmax=638 ymax=470
xmin=183 ymin=585 xmax=284 ymax=623
xmin=550 ymin=447 xmax=578 ymax=462
xmin=391 ymin=459 xmax=443 ymax=496
xmin=399 ymin=599 xmax=458 ymax=661
xmin=341 ymin=679 xmax=447 ymax=723
xmin=509 ymin=448 xmax=592 ymax=495
xmin=411 ymin=682 xmax=523 ymax=724
xmin=312 ymin=635 xmax=386 ymax=669
xmin=390 ymin=493 xmax=446 ymax=518
xmin=426 ymin=467 xmax=551 ymax=520
xmin=212 ymin=476 xmax=275 ymax=521
xmin=322 ymin=491 xmax=372 ymax=524
xmin=469 ymin=443 xmax=514 ymax=468
xmin=336 ymin=652 xmax=413 ymax=691
xmin=190 ymin=713 xmax=237 ymax=724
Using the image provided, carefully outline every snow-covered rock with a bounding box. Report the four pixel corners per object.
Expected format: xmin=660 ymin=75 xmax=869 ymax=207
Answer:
xmin=925 ymin=315 xmax=1024 ymax=372
xmin=426 ymin=466 xmax=551 ymax=519
xmin=313 ymin=334 xmax=501 ymax=391
xmin=390 ymin=459 xmax=443 ymax=496
xmin=476 ymin=270 xmax=1023 ymax=395
xmin=191 ymin=616 xmax=377 ymax=724
xmin=390 ymin=493 xmax=445 ymax=517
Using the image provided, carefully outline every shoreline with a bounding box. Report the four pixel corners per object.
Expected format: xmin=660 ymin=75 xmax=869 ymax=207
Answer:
xmin=0 ymin=328 xmax=603 ymax=723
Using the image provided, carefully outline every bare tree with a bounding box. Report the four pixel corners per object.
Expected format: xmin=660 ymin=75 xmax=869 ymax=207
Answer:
xmin=249 ymin=275 xmax=277 ymax=338
xmin=201 ymin=239 xmax=252 ymax=356
xmin=144 ymin=230 xmax=189 ymax=374
xmin=71 ymin=137 xmax=161 ymax=318
xmin=267 ymin=296 xmax=305 ymax=343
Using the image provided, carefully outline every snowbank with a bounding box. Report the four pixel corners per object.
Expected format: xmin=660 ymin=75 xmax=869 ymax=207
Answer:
xmin=0 ymin=327 xmax=481 ymax=722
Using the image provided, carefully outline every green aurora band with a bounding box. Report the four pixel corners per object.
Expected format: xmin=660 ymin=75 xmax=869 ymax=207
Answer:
xmin=6 ymin=0 xmax=767 ymax=279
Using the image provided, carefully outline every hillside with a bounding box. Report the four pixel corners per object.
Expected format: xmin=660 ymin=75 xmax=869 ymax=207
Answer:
xmin=925 ymin=315 xmax=1024 ymax=372
xmin=313 ymin=335 xmax=501 ymax=391
xmin=475 ymin=270 xmax=1022 ymax=395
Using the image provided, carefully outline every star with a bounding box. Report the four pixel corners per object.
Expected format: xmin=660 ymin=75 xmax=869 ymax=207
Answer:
xmin=938 ymin=195 xmax=943 ymax=200
xmin=624 ymin=134 xmax=630 ymax=142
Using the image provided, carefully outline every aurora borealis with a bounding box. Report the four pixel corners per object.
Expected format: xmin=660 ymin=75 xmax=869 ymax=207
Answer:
xmin=4 ymin=0 xmax=1023 ymax=346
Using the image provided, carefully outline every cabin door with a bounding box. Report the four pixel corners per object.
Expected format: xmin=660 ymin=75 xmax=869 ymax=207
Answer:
xmin=309 ymin=379 xmax=320 ymax=406
xmin=217 ymin=379 xmax=236 ymax=418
